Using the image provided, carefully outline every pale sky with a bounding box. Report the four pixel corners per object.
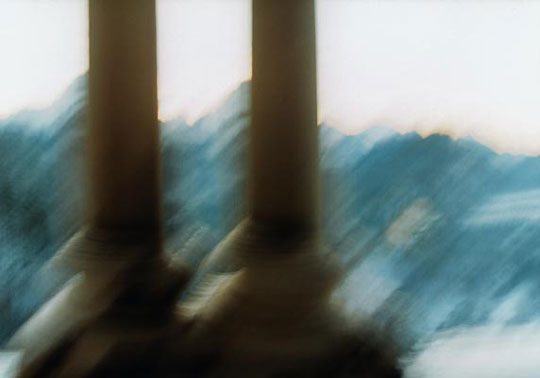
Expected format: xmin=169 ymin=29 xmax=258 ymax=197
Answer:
xmin=1 ymin=0 xmax=540 ymax=155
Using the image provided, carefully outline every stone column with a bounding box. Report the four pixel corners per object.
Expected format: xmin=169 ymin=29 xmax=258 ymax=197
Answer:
xmin=250 ymin=0 xmax=319 ymax=233
xmin=191 ymin=1 xmax=342 ymax=375
xmin=8 ymin=1 xmax=188 ymax=376
xmin=88 ymin=0 xmax=161 ymax=241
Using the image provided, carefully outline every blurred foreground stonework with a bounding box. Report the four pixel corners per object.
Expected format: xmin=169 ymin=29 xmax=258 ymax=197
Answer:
xmin=2 ymin=1 xmax=402 ymax=377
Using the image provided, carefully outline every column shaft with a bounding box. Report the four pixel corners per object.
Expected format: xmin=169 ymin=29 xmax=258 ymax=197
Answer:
xmin=250 ymin=0 xmax=319 ymax=232
xmin=88 ymin=0 xmax=161 ymax=236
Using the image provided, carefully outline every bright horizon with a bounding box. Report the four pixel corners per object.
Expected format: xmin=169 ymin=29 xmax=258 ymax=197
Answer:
xmin=1 ymin=0 xmax=540 ymax=155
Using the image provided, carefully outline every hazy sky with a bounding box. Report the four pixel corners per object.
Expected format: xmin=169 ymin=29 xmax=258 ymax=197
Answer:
xmin=1 ymin=0 xmax=540 ymax=154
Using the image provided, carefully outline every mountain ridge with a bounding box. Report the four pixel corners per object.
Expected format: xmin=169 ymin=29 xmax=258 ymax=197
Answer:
xmin=1 ymin=77 xmax=540 ymax=350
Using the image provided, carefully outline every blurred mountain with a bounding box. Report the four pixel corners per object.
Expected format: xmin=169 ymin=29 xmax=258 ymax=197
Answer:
xmin=1 ymin=77 xmax=540 ymax=350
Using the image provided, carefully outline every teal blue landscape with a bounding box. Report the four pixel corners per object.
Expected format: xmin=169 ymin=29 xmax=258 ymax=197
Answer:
xmin=1 ymin=76 xmax=540 ymax=375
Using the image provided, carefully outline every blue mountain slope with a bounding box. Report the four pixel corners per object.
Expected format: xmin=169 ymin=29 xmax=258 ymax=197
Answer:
xmin=1 ymin=78 xmax=540 ymax=351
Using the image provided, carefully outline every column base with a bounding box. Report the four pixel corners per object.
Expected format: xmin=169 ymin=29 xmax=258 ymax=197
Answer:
xmin=182 ymin=219 xmax=402 ymax=377
xmin=8 ymin=228 xmax=190 ymax=378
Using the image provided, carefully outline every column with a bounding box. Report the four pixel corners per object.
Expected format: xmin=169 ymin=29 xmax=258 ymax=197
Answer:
xmin=8 ymin=1 xmax=188 ymax=376
xmin=193 ymin=1 xmax=342 ymax=375
xmin=250 ymin=0 xmax=319 ymax=233
xmin=88 ymin=0 xmax=161 ymax=241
